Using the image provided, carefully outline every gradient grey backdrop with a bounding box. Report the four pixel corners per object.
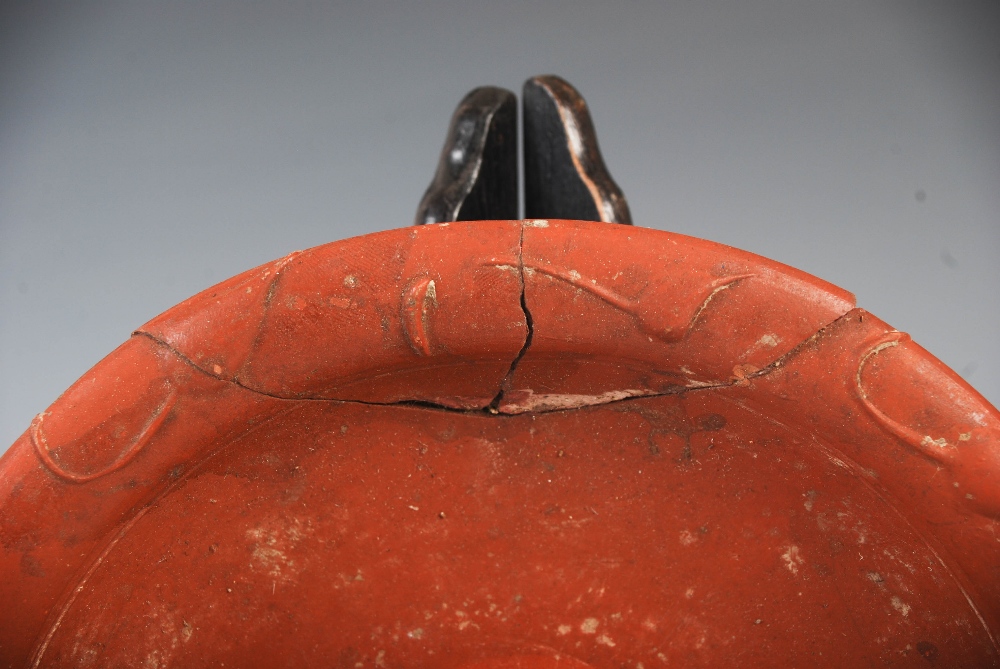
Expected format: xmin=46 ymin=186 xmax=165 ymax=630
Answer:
xmin=2 ymin=1 xmax=999 ymax=453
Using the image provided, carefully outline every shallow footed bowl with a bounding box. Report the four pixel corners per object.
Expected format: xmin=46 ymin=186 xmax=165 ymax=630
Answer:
xmin=2 ymin=219 xmax=998 ymax=667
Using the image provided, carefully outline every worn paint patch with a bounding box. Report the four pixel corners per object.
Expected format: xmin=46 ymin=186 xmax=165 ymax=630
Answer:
xmin=781 ymin=545 xmax=804 ymax=575
xmin=245 ymin=516 xmax=312 ymax=584
xmin=891 ymin=596 xmax=911 ymax=617
xmin=500 ymin=389 xmax=656 ymax=414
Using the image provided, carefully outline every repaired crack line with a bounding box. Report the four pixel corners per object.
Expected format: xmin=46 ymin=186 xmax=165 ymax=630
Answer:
xmin=487 ymin=223 xmax=534 ymax=413
xmin=135 ymin=330 xmax=488 ymax=415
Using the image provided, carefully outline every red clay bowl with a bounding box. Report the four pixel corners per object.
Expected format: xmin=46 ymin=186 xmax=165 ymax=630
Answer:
xmin=2 ymin=220 xmax=998 ymax=667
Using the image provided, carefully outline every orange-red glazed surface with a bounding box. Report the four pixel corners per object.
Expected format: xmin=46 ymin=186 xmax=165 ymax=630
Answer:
xmin=1 ymin=220 xmax=998 ymax=667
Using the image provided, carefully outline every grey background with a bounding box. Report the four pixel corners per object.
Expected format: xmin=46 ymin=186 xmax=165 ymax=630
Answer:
xmin=2 ymin=1 xmax=998 ymax=453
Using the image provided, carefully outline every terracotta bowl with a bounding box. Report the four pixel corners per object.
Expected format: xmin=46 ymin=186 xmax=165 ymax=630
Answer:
xmin=2 ymin=220 xmax=998 ymax=667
